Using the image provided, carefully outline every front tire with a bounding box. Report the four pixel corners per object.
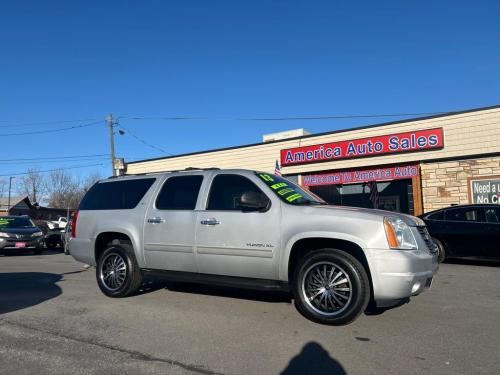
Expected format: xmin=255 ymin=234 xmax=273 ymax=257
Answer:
xmin=96 ymin=244 xmax=142 ymax=297
xmin=292 ymin=249 xmax=370 ymax=325
xmin=433 ymin=238 xmax=446 ymax=263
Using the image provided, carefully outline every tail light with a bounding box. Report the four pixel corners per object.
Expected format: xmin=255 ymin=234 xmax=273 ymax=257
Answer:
xmin=71 ymin=210 xmax=79 ymax=237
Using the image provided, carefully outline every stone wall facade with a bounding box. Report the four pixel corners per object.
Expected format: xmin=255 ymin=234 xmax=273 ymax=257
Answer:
xmin=420 ymin=157 xmax=500 ymax=212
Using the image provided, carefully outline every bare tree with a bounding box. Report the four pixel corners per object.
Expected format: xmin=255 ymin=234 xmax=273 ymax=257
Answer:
xmin=17 ymin=169 xmax=46 ymax=204
xmin=45 ymin=170 xmax=102 ymax=209
xmin=45 ymin=169 xmax=78 ymax=209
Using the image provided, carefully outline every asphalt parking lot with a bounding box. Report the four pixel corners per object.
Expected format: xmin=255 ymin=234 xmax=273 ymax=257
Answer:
xmin=0 ymin=251 xmax=499 ymax=375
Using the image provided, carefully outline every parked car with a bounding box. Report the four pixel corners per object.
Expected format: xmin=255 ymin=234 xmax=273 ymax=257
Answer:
xmin=62 ymin=222 xmax=72 ymax=255
xmin=421 ymin=204 xmax=500 ymax=262
xmin=47 ymin=217 xmax=68 ymax=230
xmin=44 ymin=230 xmax=64 ymax=249
xmin=69 ymin=168 xmax=438 ymax=325
xmin=0 ymin=215 xmax=44 ymax=255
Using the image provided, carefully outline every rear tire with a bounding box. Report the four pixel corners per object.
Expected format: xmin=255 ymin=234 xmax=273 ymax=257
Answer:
xmin=292 ymin=249 xmax=370 ymax=325
xmin=96 ymin=244 xmax=142 ymax=298
xmin=433 ymin=238 xmax=446 ymax=263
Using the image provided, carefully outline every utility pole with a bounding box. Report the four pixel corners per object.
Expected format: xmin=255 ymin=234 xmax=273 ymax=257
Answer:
xmin=7 ymin=176 xmax=15 ymax=213
xmin=107 ymin=113 xmax=116 ymax=176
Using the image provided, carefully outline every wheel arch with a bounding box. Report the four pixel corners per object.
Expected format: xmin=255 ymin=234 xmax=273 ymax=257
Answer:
xmin=94 ymin=231 xmax=135 ymax=263
xmin=284 ymin=234 xmax=374 ymax=301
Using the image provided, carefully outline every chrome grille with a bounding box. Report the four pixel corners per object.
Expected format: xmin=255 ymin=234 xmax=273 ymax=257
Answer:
xmin=417 ymin=226 xmax=437 ymax=254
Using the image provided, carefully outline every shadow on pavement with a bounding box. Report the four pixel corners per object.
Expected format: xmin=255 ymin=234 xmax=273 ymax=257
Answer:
xmin=445 ymin=258 xmax=500 ymax=267
xmin=0 ymin=272 xmax=62 ymax=315
xmin=0 ymin=248 xmax=63 ymax=257
xmin=138 ymin=276 xmax=291 ymax=303
xmin=364 ymin=298 xmax=409 ymax=316
xmin=281 ymin=342 xmax=347 ymax=375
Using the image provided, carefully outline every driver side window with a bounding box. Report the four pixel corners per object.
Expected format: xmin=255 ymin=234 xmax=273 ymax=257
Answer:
xmin=207 ymin=174 xmax=265 ymax=211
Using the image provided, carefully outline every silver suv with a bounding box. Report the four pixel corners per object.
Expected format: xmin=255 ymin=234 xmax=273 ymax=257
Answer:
xmin=69 ymin=168 xmax=438 ymax=325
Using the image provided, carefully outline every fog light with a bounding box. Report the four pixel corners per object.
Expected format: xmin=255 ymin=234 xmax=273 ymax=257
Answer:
xmin=411 ymin=281 xmax=422 ymax=294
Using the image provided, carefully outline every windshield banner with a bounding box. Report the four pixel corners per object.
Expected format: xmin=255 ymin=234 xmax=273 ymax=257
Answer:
xmin=280 ymin=128 xmax=444 ymax=166
xmin=303 ymin=164 xmax=419 ymax=186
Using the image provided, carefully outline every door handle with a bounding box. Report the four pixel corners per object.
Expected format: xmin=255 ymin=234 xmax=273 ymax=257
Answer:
xmin=147 ymin=217 xmax=165 ymax=224
xmin=200 ymin=218 xmax=220 ymax=226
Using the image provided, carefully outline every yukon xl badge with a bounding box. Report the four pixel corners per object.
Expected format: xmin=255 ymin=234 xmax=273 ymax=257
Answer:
xmin=246 ymin=243 xmax=274 ymax=248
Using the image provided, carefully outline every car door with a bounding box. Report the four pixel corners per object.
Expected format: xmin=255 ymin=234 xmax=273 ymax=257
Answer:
xmin=443 ymin=206 xmax=484 ymax=258
xmin=195 ymin=173 xmax=281 ymax=280
xmin=483 ymin=206 xmax=500 ymax=259
xmin=143 ymin=174 xmax=204 ymax=272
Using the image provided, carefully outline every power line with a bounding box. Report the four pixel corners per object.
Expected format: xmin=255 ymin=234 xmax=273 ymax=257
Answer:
xmin=0 ymin=153 xmax=110 ymax=162
xmin=0 ymin=120 xmax=104 ymax=137
xmin=121 ymin=111 xmax=447 ymax=122
xmin=0 ymin=163 xmax=105 ymax=177
xmin=235 ymin=112 xmax=447 ymax=121
xmin=0 ymin=118 xmax=100 ymax=128
xmin=118 ymin=124 xmax=173 ymax=155
xmin=0 ymin=157 xmax=110 ymax=165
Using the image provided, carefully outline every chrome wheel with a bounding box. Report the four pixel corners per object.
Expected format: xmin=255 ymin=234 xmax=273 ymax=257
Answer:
xmin=301 ymin=261 xmax=352 ymax=316
xmin=99 ymin=253 xmax=127 ymax=291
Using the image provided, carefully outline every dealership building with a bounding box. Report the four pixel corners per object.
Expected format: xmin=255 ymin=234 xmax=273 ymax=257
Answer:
xmin=125 ymin=105 xmax=500 ymax=216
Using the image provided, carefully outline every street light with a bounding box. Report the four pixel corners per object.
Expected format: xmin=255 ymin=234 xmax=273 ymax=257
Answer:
xmin=7 ymin=176 xmax=15 ymax=213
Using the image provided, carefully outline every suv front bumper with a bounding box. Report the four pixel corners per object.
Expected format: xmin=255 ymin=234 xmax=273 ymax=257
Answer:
xmin=367 ymin=248 xmax=438 ymax=308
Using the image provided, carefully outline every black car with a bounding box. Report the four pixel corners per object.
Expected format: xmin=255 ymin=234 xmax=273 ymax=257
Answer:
xmin=421 ymin=204 xmax=500 ymax=262
xmin=44 ymin=230 xmax=64 ymax=249
xmin=0 ymin=216 xmax=45 ymax=255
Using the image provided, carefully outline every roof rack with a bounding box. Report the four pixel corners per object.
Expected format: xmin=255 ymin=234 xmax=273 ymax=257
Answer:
xmin=107 ymin=167 xmax=221 ymax=179
xmin=183 ymin=167 xmax=220 ymax=171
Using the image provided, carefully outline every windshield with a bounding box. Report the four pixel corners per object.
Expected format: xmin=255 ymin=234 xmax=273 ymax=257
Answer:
xmin=256 ymin=172 xmax=326 ymax=205
xmin=0 ymin=217 xmax=36 ymax=229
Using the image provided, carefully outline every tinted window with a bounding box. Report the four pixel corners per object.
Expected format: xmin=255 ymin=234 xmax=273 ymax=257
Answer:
xmin=79 ymin=178 xmax=155 ymax=210
xmin=426 ymin=211 xmax=444 ymax=220
xmin=207 ymin=174 xmax=265 ymax=211
xmin=445 ymin=207 xmax=480 ymax=222
xmin=156 ymin=176 xmax=203 ymax=210
xmin=485 ymin=207 xmax=500 ymax=223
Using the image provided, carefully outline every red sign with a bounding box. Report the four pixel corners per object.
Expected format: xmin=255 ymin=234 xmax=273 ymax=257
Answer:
xmin=303 ymin=164 xmax=419 ymax=186
xmin=281 ymin=128 xmax=444 ymax=166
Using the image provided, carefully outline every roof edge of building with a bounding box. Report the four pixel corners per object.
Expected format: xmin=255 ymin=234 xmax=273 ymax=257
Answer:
xmin=127 ymin=103 xmax=500 ymax=166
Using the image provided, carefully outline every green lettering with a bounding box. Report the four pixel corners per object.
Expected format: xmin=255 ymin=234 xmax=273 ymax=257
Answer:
xmin=286 ymin=193 xmax=303 ymax=202
xmin=277 ymin=188 xmax=294 ymax=196
xmin=271 ymin=182 xmax=287 ymax=190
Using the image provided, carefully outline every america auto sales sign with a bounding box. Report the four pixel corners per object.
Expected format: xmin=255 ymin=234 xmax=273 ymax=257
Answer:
xmin=280 ymin=128 xmax=444 ymax=166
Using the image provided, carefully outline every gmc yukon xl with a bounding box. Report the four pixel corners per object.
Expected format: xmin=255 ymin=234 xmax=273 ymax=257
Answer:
xmin=69 ymin=168 xmax=438 ymax=325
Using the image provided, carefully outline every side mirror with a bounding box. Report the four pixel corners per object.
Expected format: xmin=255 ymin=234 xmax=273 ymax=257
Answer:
xmin=239 ymin=191 xmax=270 ymax=211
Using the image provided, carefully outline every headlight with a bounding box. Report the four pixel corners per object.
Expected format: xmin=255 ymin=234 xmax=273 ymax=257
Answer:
xmin=31 ymin=231 xmax=44 ymax=237
xmin=384 ymin=216 xmax=418 ymax=250
xmin=0 ymin=232 xmax=9 ymax=238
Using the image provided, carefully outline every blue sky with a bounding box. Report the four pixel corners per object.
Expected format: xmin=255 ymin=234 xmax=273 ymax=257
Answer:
xmin=1 ymin=0 xmax=499 ymax=184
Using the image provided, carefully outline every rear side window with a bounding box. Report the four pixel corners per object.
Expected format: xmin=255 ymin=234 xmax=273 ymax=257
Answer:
xmin=207 ymin=174 xmax=264 ymax=211
xmin=79 ymin=178 xmax=155 ymax=210
xmin=445 ymin=207 xmax=481 ymax=222
xmin=156 ymin=175 xmax=203 ymax=210
xmin=485 ymin=207 xmax=500 ymax=223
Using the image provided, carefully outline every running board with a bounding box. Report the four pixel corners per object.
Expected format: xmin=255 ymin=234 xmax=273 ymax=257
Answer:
xmin=141 ymin=269 xmax=290 ymax=292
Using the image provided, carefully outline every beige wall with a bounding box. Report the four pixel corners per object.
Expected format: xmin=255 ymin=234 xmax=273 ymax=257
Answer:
xmin=126 ymin=107 xmax=500 ymax=176
xmin=420 ymin=157 xmax=500 ymax=213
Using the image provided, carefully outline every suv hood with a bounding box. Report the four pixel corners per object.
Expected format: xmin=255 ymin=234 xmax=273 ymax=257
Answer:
xmin=312 ymin=205 xmax=425 ymax=226
xmin=0 ymin=227 xmax=40 ymax=235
